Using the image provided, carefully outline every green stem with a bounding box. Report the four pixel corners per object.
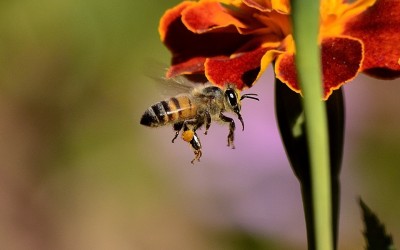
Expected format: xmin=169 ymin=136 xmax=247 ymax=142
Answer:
xmin=291 ymin=1 xmax=333 ymax=249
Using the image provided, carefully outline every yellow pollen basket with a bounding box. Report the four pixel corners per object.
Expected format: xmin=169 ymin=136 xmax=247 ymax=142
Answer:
xmin=182 ymin=130 xmax=194 ymax=142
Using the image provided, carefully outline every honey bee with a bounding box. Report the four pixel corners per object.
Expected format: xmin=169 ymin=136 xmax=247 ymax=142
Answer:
xmin=140 ymin=82 xmax=258 ymax=163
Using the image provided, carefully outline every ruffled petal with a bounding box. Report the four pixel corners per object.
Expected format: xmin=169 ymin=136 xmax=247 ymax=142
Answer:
xmin=205 ymin=47 xmax=272 ymax=90
xmin=321 ymin=0 xmax=376 ymax=22
xmin=320 ymin=0 xmax=376 ymax=38
xmin=321 ymin=36 xmax=364 ymax=98
xmin=159 ymin=1 xmax=194 ymax=42
xmin=182 ymin=1 xmax=247 ymax=33
xmin=243 ymin=0 xmax=290 ymax=13
xmin=344 ymin=0 xmax=400 ymax=78
xmin=275 ymin=51 xmax=300 ymax=94
xmin=243 ymin=0 xmax=274 ymax=11
xmin=275 ymin=36 xmax=363 ymax=99
xmin=166 ymin=57 xmax=206 ymax=78
xmin=159 ymin=2 xmax=254 ymax=78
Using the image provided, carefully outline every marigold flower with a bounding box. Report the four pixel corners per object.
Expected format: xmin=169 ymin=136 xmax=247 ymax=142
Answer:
xmin=159 ymin=0 xmax=400 ymax=99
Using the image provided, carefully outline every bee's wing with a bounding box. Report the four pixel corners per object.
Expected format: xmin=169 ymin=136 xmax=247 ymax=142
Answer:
xmin=150 ymin=75 xmax=195 ymax=95
xmin=143 ymin=60 xmax=208 ymax=97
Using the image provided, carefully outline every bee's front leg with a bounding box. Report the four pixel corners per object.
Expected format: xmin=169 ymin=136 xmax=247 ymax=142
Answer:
xmin=204 ymin=111 xmax=211 ymax=135
xmin=219 ymin=113 xmax=236 ymax=149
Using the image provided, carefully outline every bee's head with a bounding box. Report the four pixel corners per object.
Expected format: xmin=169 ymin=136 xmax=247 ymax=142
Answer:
xmin=224 ymin=86 xmax=259 ymax=131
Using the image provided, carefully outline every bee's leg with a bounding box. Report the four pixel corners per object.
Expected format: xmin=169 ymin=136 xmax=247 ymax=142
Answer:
xmin=203 ymin=111 xmax=211 ymax=135
xmin=172 ymin=122 xmax=184 ymax=143
xmin=181 ymin=127 xmax=202 ymax=164
xmin=181 ymin=118 xmax=204 ymax=163
xmin=183 ymin=116 xmax=204 ymax=132
xmin=219 ymin=113 xmax=236 ymax=149
xmin=190 ymin=132 xmax=202 ymax=164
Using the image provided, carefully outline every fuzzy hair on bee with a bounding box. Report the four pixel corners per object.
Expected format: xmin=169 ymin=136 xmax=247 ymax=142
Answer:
xmin=140 ymin=79 xmax=259 ymax=164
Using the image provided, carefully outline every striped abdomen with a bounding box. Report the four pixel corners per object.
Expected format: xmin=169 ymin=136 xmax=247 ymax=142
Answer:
xmin=140 ymin=95 xmax=197 ymax=127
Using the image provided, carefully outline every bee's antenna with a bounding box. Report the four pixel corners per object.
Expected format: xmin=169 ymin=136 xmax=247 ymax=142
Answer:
xmin=237 ymin=93 xmax=258 ymax=131
xmin=241 ymin=93 xmax=259 ymax=101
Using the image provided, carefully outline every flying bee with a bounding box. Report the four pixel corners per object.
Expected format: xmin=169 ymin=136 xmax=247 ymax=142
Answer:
xmin=140 ymin=82 xmax=259 ymax=164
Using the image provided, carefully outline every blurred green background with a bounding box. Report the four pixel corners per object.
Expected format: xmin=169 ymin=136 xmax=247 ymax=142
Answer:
xmin=0 ymin=0 xmax=399 ymax=249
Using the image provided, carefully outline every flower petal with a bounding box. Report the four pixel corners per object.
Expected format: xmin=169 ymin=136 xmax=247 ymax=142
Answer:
xmin=243 ymin=0 xmax=290 ymax=13
xmin=205 ymin=47 xmax=272 ymax=90
xmin=159 ymin=1 xmax=194 ymax=42
xmin=275 ymin=36 xmax=363 ymax=99
xmin=344 ymin=0 xmax=400 ymax=78
xmin=166 ymin=57 xmax=206 ymax=78
xmin=275 ymin=51 xmax=300 ymax=94
xmin=243 ymin=0 xmax=273 ymax=11
xmin=182 ymin=1 xmax=246 ymax=33
xmin=271 ymin=0 xmax=290 ymax=13
xmin=321 ymin=36 xmax=363 ymax=98
xmin=320 ymin=0 xmax=376 ymax=38
xmin=159 ymin=2 xmax=253 ymax=78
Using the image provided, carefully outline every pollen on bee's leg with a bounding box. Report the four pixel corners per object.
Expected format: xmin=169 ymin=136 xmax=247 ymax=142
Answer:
xmin=182 ymin=130 xmax=194 ymax=142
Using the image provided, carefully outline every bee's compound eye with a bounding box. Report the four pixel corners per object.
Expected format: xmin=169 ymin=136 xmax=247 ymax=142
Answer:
xmin=226 ymin=89 xmax=238 ymax=107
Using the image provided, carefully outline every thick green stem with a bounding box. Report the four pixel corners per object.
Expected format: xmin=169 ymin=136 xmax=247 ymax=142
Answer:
xmin=275 ymin=80 xmax=343 ymax=249
xmin=291 ymin=1 xmax=333 ymax=249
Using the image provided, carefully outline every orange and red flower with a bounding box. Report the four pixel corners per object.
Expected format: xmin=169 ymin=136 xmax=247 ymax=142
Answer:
xmin=159 ymin=0 xmax=400 ymax=99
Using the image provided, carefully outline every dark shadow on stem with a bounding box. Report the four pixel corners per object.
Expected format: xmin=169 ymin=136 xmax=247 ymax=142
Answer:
xmin=275 ymin=79 xmax=344 ymax=250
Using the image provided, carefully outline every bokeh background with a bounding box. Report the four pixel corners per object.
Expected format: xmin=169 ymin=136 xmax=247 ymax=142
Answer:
xmin=0 ymin=0 xmax=399 ymax=249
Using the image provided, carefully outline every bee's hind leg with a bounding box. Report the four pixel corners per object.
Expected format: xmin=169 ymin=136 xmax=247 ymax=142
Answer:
xmin=181 ymin=118 xmax=204 ymax=164
xmin=172 ymin=122 xmax=184 ymax=143
xmin=189 ymin=132 xmax=202 ymax=164
xmin=181 ymin=128 xmax=203 ymax=164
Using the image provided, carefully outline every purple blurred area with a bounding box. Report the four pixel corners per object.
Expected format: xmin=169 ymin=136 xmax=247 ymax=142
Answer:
xmin=0 ymin=0 xmax=399 ymax=249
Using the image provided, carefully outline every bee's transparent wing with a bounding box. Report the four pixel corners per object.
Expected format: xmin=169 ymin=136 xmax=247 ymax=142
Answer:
xmin=149 ymin=75 xmax=195 ymax=96
xmin=143 ymin=60 xmax=208 ymax=97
